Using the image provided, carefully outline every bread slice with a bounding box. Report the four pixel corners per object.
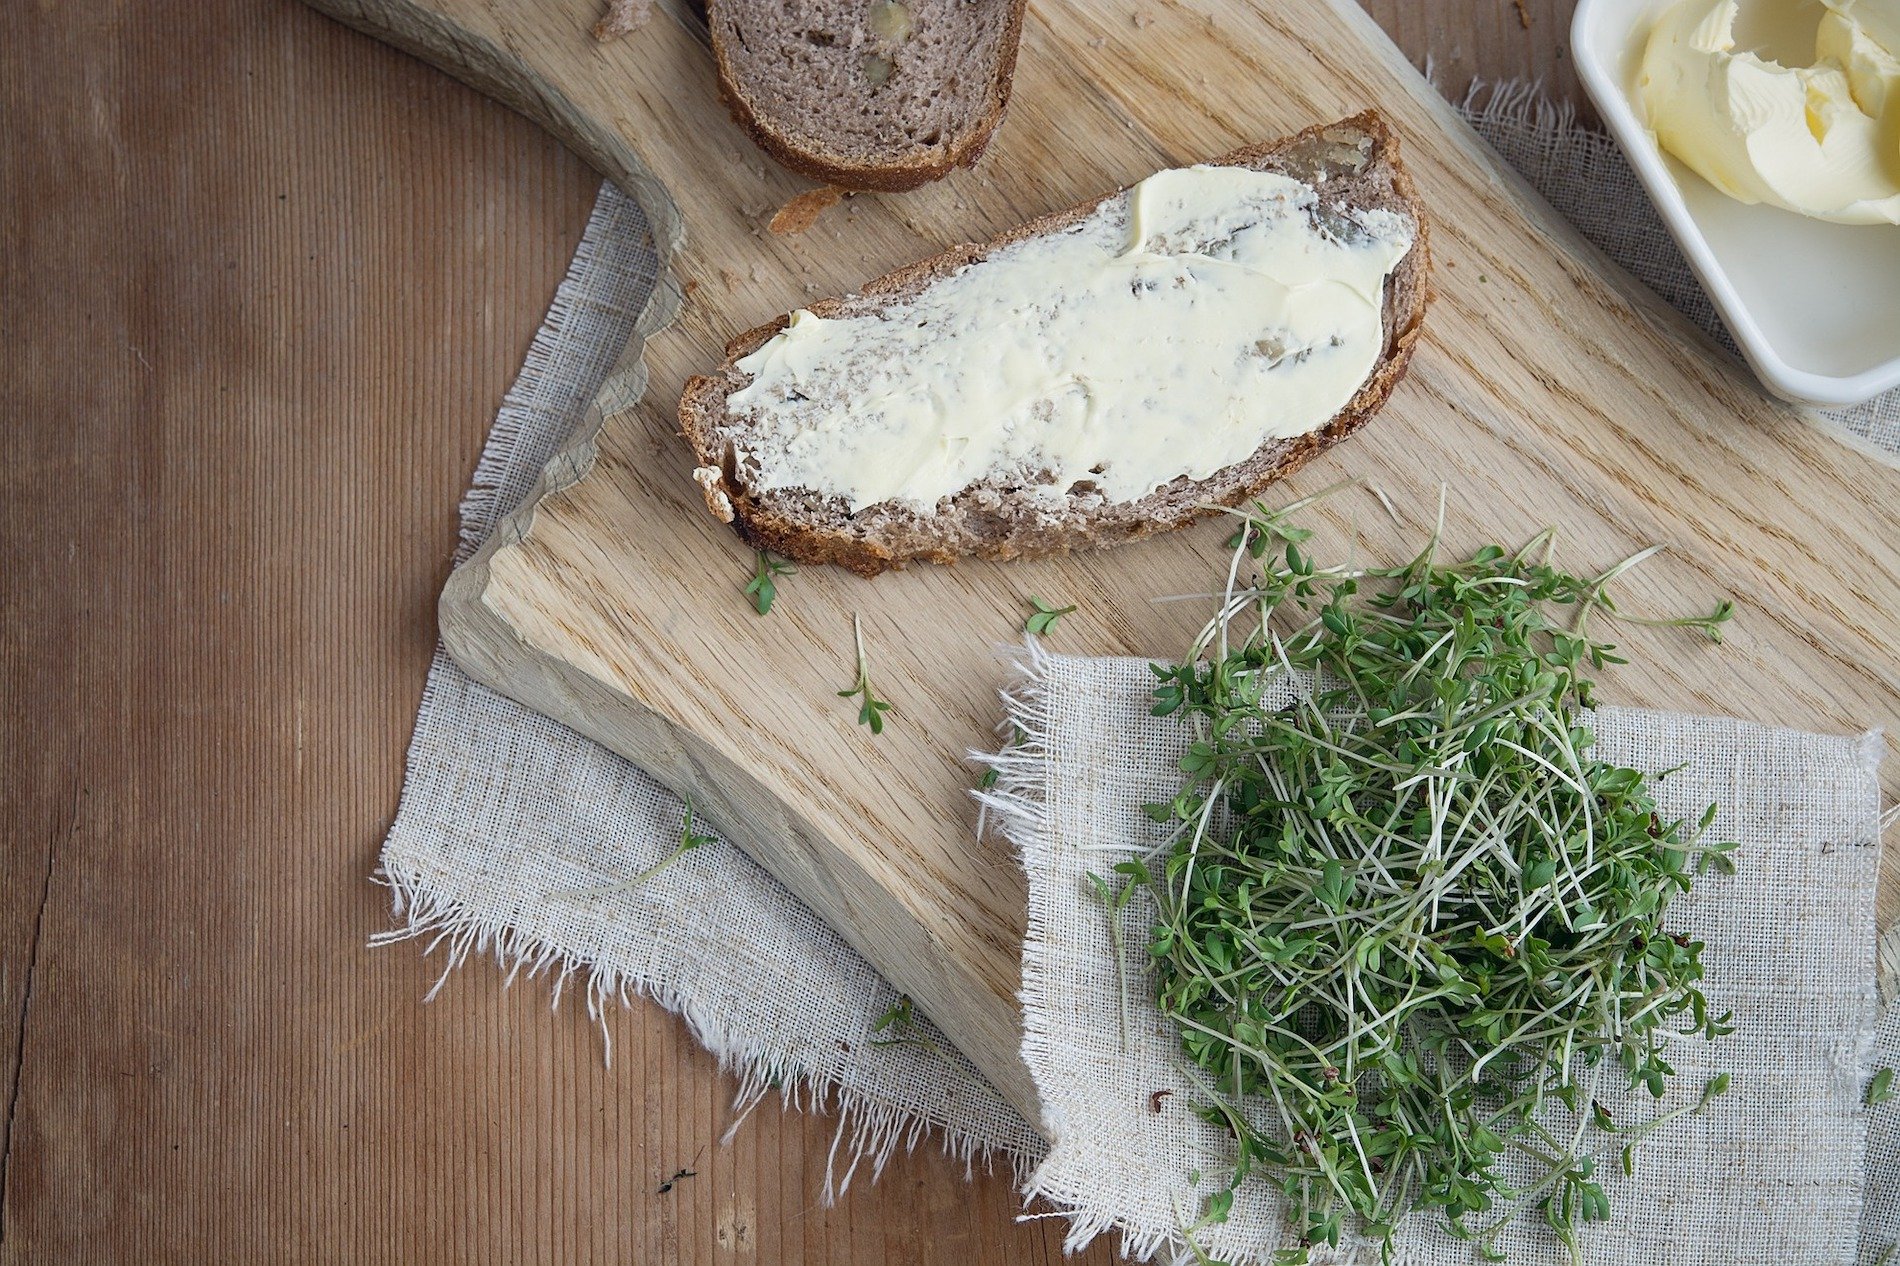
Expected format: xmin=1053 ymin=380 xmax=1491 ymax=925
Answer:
xmin=680 ymin=112 xmax=1432 ymax=577
xmin=707 ymin=0 xmax=1026 ymax=192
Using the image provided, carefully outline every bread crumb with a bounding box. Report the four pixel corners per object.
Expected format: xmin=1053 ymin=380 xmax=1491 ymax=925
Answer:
xmin=1511 ymin=0 xmax=1531 ymax=28
xmin=692 ymin=466 xmax=735 ymax=523
xmin=591 ymin=0 xmax=651 ymax=41
xmin=769 ymin=186 xmax=845 ymax=235
xmin=1132 ymin=10 xmax=1154 ymax=27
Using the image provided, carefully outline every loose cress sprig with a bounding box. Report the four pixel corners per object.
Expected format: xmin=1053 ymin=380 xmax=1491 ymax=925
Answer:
xmin=839 ymin=614 xmax=893 ymax=734
xmin=744 ymin=550 xmax=795 ymax=615
xmin=1026 ymin=596 xmax=1078 ymax=635
xmin=1134 ymin=488 xmax=1736 ymax=1264
xmin=869 ymin=993 xmax=945 ymax=1057
xmin=1086 ymin=868 xmax=1141 ymax=1052
xmin=571 ymin=797 xmax=717 ymax=897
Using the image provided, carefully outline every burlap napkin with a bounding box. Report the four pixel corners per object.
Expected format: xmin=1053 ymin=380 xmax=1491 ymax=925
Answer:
xmin=375 ymin=98 xmax=1899 ymax=1260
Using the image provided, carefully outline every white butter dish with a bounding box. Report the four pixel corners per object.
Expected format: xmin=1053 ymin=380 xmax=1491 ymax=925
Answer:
xmin=1572 ymin=0 xmax=1900 ymax=406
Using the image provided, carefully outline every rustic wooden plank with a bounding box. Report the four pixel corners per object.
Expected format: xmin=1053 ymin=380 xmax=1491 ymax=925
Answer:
xmin=4 ymin=0 xmax=1886 ymax=1262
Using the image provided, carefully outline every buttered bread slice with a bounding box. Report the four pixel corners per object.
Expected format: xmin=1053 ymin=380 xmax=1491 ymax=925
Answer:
xmin=680 ymin=112 xmax=1431 ymax=577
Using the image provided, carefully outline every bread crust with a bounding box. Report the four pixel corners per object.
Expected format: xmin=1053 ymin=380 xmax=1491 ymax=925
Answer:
xmin=708 ymin=0 xmax=1028 ymax=193
xmin=680 ymin=111 xmax=1433 ymax=577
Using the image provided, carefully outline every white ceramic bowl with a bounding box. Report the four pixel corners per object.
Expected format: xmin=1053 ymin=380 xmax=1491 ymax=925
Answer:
xmin=1571 ymin=0 xmax=1900 ymax=406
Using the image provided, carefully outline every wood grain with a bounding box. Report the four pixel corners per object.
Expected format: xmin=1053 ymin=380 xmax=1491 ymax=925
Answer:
xmin=1 ymin=0 xmax=1884 ymax=1262
xmin=340 ymin=0 xmax=1900 ymax=1125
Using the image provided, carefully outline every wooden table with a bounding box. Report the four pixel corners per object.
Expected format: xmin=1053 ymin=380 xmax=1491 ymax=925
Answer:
xmin=0 ymin=2 xmax=1841 ymax=1261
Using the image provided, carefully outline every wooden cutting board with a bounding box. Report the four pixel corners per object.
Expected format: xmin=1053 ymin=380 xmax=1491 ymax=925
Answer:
xmin=306 ymin=0 xmax=1900 ymax=1124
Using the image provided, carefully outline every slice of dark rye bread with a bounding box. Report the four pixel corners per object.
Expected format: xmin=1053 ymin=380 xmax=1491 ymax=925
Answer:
xmin=707 ymin=0 xmax=1026 ymax=192
xmin=679 ymin=112 xmax=1432 ymax=577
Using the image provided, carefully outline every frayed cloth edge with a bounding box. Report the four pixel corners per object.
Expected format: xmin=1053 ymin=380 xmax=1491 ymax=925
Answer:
xmin=370 ymin=861 xmax=1033 ymax=1202
xmin=972 ymin=640 xmax=1204 ymax=1266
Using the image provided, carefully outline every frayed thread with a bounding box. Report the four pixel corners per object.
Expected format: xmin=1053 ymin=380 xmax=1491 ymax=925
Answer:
xmin=1459 ymin=77 xmax=1577 ymax=136
xmin=970 ymin=636 xmax=1061 ymax=846
xmin=1881 ymin=920 xmax=1900 ymax=1009
xmin=1860 ymin=731 xmax=1897 ymax=1006
xmin=373 ymin=862 xmax=1032 ymax=1202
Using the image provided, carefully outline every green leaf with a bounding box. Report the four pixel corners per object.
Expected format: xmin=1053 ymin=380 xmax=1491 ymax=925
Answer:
xmin=742 ymin=550 xmax=794 ymax=615
xmin=1024 ymin=596 xmax=1077 ymax=636
xmin=870 ymin=995 xmax=912 ymax=1033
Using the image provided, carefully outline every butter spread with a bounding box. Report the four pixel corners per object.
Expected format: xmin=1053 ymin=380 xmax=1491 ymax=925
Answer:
xmin=1639 ymin=0 xmax=1900 ymax=224
xmin=722 ymin=166 xmax=1415 ymax=514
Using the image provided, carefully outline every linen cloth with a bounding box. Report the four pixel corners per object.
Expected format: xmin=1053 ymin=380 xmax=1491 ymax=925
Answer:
xmin=995 ymin=652 xmax=1885 ymax=1265
xmin=374 ymin=100 xmax=1900 ymax=1260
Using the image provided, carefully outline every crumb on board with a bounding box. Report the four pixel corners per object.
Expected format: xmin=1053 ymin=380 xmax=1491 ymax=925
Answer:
xmin=769 ymin=185 xmax=845 ymax=235
xmin=1512 ymin=0 xmax=1531 ymax=28
xmin=592 ymin=0 xmax=652 ymax=40
xmin=1132 ymin=11 xmax=1155 ymax=28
